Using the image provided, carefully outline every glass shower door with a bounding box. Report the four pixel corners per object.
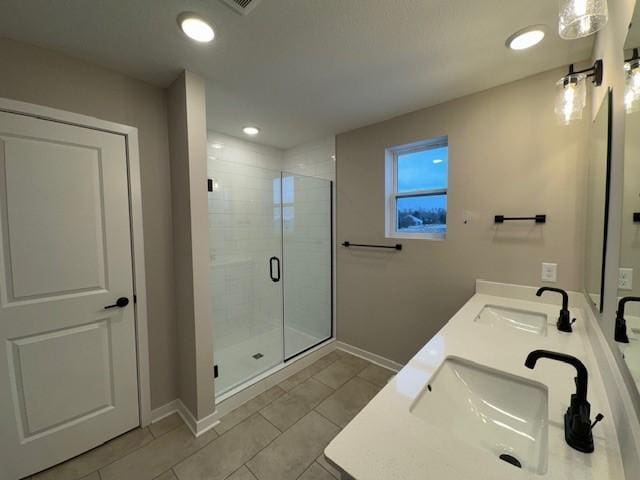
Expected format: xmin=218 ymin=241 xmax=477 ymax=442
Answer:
xmin=282 ymin=173 xmax=333 ymax=359
xmin=208 ymin=158 xmax=284 ymax=395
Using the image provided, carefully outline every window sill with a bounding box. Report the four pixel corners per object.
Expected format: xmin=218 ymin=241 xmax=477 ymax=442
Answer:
xmin=386 ymin=232 xmax=446 ymax=241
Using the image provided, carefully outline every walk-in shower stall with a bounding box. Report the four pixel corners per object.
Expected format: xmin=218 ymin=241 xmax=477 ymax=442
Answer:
xmin=207 ymin=136 xmax=333 ymax=396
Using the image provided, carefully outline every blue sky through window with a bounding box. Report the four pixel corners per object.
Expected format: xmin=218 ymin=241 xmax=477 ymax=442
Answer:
xmin=273 ymin=175 xmax=295 ymax=204
xmin=397 ymin=146 xmax=448 ymax=192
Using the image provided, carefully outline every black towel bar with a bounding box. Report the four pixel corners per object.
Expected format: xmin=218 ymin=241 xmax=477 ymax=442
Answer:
xmin=342 ymin=241 xmax=402 ymax=251
xmin=495 ymin=214 xmax=546 ymax=224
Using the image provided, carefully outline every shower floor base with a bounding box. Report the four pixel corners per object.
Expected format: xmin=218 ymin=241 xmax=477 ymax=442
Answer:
xmin=214 ymin=326 xmax=326 ymax=395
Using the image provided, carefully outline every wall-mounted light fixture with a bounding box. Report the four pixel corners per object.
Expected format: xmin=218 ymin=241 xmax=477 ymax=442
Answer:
xmin=555 ymin=60 xmax=603 ymax=125
xmin=624 ymin=48 xmax=640 ymax=114
xmin=559 ymin=0 xmax=608 ymax=39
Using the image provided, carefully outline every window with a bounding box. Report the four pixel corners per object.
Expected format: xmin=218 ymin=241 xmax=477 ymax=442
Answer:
xmin=385 ymin=137 xmax=448 ymax=240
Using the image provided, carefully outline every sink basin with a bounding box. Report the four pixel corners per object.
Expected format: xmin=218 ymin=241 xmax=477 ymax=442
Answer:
xmin=474 ymin=305 xmax=548 ymax=336
xmin=410 ymin=357 xmax=548 ymax=474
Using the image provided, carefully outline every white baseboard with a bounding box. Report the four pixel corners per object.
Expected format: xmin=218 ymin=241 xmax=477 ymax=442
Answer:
xmin=150 ymin=399 xmax=220 ymax=437
xmin=335 ymin=341 xmax=403 ymax=372
xmin=176 ymin=400 xmax=220 ymax=437
xmin=150 ymin=400 xmax=180 ymax=424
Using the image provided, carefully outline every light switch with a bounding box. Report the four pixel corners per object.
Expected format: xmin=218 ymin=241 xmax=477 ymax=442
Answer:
xmin=619 ymin=268 xmax=633 ymax=290
xmin=542 ymin=263 xmax=558 ymax=283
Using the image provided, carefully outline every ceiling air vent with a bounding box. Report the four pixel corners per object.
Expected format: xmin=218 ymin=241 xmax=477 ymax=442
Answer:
xmin=220 ymin=0 xmax=263 ymax=15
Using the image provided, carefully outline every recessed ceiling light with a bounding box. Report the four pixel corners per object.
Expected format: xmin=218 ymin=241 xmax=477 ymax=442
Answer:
xmin=243 ymin=126 xmax=260 ymax=136
xmin=178 ymin=13 xmax=215 ymax=43
xmin=432 ymin=159 xmax=444 ymax=164
xmin=211 ymin=143 xmax=224 ymax=149
xmin=506 ymin=26 xmax=546 ymax=50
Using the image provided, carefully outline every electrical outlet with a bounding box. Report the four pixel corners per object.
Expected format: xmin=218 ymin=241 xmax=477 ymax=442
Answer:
xmin=542 ymin=263 xmax=558 ymax=283
xmin=619 ymin=268 xmax=633 ymax=290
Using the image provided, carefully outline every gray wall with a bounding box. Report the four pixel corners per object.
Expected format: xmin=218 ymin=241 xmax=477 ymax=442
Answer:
xmin=0 ymin=37 xmax=177 ymax=409
xmin=167 ymin=72 xmax=215 ymax=419
xmin=336 ymin=67 xmax=588 ymax=364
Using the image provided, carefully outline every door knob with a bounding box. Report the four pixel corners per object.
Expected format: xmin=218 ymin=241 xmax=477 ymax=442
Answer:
xmin=104 ymin=297 xmax=130 ymax=309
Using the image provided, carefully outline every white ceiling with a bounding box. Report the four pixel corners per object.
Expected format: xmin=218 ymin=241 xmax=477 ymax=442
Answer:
xmin=0 ymin=0 xmax=593 ymax=149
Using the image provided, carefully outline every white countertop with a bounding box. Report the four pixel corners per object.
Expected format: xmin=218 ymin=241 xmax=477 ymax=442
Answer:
xmin=325 ymin=282 xmax=625 ymax=480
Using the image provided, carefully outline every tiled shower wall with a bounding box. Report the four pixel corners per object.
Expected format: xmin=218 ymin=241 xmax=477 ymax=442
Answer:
xmin=207 ymin=131 xmax=335 ymax=357
xmin=207 ymin=132 xmax=284 ymax=351
xmin=283 ymin=136 xmax=336 ymax=181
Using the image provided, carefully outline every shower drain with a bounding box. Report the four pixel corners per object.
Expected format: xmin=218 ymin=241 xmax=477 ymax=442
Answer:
xmin=252 ymin=353 xmax=264 ymax=359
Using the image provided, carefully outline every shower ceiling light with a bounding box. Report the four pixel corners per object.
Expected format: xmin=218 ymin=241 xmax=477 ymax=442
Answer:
xmin=554 ymin=60 xmax=603 ymax=125
xmin=178 ymin=13 xmax=215 ymax=43
xmin=506 ymin=27 xmax=546 ymax=50
xmin=243 ymin=126 xmax=260 ymax=136
xmin=558 ymin=0 xmax=608 ymax=40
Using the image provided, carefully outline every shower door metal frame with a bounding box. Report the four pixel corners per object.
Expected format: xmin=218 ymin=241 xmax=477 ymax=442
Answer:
xmin=282 ymin=178 xmax=334 ymax=363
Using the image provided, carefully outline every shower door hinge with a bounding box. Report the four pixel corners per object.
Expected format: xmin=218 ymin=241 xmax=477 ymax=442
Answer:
xmin=207 ymin=179 xmax=213 ymax=192
xmin=214 ymin=365 xmax=219 ymax=378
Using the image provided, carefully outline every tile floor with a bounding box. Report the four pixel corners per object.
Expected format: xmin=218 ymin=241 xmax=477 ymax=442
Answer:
xmin=29 ymin=350 xmax=395 ymax=480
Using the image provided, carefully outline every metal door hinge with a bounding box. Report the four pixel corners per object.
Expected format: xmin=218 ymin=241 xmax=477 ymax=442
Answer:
xmin=214 ymin=365 xmax=219 ymax=378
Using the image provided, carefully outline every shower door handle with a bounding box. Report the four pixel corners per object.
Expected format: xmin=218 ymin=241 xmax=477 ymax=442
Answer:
xmin=269 ymin=256 xmax=281 ymax=282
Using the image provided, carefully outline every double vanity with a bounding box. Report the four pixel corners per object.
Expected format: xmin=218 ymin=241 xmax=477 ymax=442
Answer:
xmin=326 ymin=7 xmax=640 ymax=476
xmin=325 ymin=281 xmax=624 ymax=479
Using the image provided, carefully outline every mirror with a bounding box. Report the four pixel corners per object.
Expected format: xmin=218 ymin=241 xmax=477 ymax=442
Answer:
xmin=617 ymin=8 xmax=640 ymax=391
xmin=583 ymin=90 xmax=612 ymax=313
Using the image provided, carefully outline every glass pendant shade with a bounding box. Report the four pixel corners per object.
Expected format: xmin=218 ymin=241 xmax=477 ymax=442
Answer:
xmin=625 ymin=63 xmax=640 ymax=114
xmin=555 ymin=74 xmax=587 ymax=125
xmin=559 ymin=0 xmax=608 ymax=39
xmin=629 ymin=63 xmax=640 ymax=92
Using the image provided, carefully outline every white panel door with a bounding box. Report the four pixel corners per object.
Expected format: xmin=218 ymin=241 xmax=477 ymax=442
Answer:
xmin=0 ymin=111 xmax=139 ymax=480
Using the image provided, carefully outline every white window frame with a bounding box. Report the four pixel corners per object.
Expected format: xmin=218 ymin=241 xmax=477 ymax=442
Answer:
xmin=385 ymin=136 xmax=448 ymax=241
